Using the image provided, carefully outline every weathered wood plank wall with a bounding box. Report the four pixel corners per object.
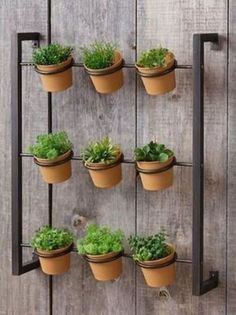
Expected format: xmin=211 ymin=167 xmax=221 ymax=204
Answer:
xmin=0 ymin=0 xmax=233 ymax=314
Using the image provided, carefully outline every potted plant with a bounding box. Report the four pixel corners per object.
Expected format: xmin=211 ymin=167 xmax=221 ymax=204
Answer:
xmin=81 ymin=137 xmax=122 ymax=188
xmin=135 ymin=47 xmax=176 ymax=95
xmin=128 ymin=231 xmax=176 ymax=287
xmin=31 ymin=225 xmax=74 ymax=275
xmin=77 ymin=224 xmax=124 ymax=281
xmin=134 ymin=141 xmax=175 ymax=191
xmin=32 ymin=43 xmax=73 ymax=92
xmin=79 ymin=41 xmax=124 ymax=94
xmin=28 ymin=131 xmax=73 ymax=184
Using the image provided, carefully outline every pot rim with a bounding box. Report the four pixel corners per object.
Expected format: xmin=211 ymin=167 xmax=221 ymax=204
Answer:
xmin=84 ymin=152 xmax=123 ymax=170
xmin=84 ymin=251 xmax=123 ymax=263
xmin=135 ymin=52 xmax=175 ymax=71
xmin=84 ymin=51 xmax=123 ymax=76
xmin=34 ymin=150 xmax=73 ymax=167
xmin=35 ymin=243 xmax=73 ymax=258
xmin=136 ymin=156 xmax=175 ymax=174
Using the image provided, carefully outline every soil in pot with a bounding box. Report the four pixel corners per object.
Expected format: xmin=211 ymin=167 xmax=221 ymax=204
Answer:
xmin=137 ymin=156 xmax=174 ymax=191
xmin=139 ymin=244 xmax=176 ymax=287
xmin=36 ymin=245 xmax=72 ymax=275
xmin=35 ymin=150 xmax=72 ymax=184
xmin=36 ymin=56 xmax=73 ymax=92
xmin=86 ymin=251 xmax=123 ymax=281
xmin=136 ymin=53 xmax=176 ymax=96
xmin=85 ymin=154 xmax=122 ymax=188
xmin=85 ymin=51 xmax=123 ymax=94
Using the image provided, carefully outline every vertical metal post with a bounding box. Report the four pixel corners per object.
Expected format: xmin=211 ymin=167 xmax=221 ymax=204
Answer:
xmin=11 ymin=33 xmax=40 ymax=275
xmin=192 ymin=33 xmax=219 ymax=295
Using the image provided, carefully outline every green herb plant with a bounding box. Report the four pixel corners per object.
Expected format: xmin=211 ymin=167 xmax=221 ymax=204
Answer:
xmin=128 ymin=231 xmax=171 ymax=262
xmin=32 ymin=43 xmax=73 ymax=65
xmin=79 ymin=41 xmax=117 ymax=69
xmin=134 ymin=141 xmax=173 ymax=162
xmin=77 ymin=224 xmax=124 ymax=255
xmin=28 ymin=131 xmax=73 ymax=160
xmin=31 ymin=225 xmax=74 ymax=251
xmin=137 ymin=47 xmax=170 ymax=69
xmin=81 ymin=137 xmax=120 ymax=165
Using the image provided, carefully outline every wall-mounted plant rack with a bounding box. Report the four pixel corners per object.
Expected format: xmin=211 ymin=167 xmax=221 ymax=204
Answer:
xmin=11 ymin=31 xmax=219 ymax=296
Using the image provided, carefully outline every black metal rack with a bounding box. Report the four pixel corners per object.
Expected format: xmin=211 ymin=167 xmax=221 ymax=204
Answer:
xmin=11 ymin=31 xmax=219 ymax=296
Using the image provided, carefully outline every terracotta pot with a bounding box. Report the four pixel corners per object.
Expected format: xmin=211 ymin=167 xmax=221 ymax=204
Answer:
xmin=36 ymin=56 xmax=73 ymax=92
xmin=84 ymin=51 xmax=124 ymax=94
xmin=86 ymin=251 xmax=123 ymax=281
xmin=35 ymin=150 xmax=72 ymax=184
xmin=136 ymin=53 xmax=176 ymax=95
xmin=85 ymin=154 xmax=122 ymax=188
xmin=137 ymin=156 xmax=174 ymax=191
xmin=139 ymin=244 xmax=176 ymax=287
xmin=36 ymin=245 xmax=72 ymax=275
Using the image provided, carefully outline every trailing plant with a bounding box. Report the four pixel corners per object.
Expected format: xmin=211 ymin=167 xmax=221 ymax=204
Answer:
xmin=77 ymin=224 xmax=124 ymax=255
xmin=128 ymin=231 xmax=172 ymax=262
xmin=81 ymin=137 xmax=120 ymax=165
xmin=137 ymin=47 xmax=170 ymax=69
xmin=134 ymin=141 xmax=173 ymax=162
xmin=31 ymin=225 xmax=74 ymax=251
xmin=28 ymin=131 xmax=73 ymax=160
xmin=79 ymin=41 xmax=117 ymax=69
xmin=32 ymin=43 xmax=73 ymax=65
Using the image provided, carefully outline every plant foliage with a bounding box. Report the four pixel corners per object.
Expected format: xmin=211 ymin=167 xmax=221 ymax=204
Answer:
xmin=32 ymin=43 xmax=73 ymax=65
xmin=31 ymin=225 xmax=74 ymax=251
xmin=79 ymin=41 xmax=116 ymax=69
xmin=81 ymin=137 xmax=120 ymax=165
xmin=28 ymin=131 xmax=73 ymax=160
xmin=128 ymin=231 xmax=172 ymax=261
xmin=134 ymin=141 xmax=173 ymax=162
xmin=77 ymin=224 xmax=124 ymax=255
xmin=137 ymin=47 xmax=170 ymax=68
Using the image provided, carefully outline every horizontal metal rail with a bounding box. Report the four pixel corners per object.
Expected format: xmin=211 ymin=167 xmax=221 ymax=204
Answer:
xmin=20 ymin=153 xmax=192 ymax=167
xmin=20 ymin=62 xmax=192 ymax=70
xmin=21 ymin=243 xmax=192 ymax=264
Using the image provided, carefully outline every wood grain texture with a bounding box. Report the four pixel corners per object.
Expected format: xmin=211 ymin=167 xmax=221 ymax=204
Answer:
xmin=136 ymin=1 xmax=227 ymax=314
xmin=51 ymin=1 xmax=136 ymax=314
xmin=0 ymin=1 xmax=49 ymax=314
xmin=227 ymin=1 xmax=236 ymax=314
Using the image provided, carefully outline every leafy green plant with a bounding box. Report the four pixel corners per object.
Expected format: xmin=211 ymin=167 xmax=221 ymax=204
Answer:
xmin=32 ymin=43 xmax=73 ymax=65
xmin=28 ymin=131 xmax=73 ymax=160
xmin=128 ymin=231 xmax=172 ymax=261
xmin=134 ymin=141 xmax=173 ymax=162
xmin=79 ymin=41 xmax=117 ymax=69
xmin=81 ymin=137 xmax=120 ymax=165
xmin=77 ymin=224 xmax=124 ymax=255
xmin=31 ymin=225 xmax=74 ymax=251
xmin=137 ymin=47 xmax=170 ymax=69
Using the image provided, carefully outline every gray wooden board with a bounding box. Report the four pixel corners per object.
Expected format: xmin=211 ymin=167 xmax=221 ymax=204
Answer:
xmin=227 ymin=1 xmax=236 ymax=314
xmin=136 ymin=1 xmax=227 ymax=315
xmin=51 ymin=1 xmax=136 ymax=314
xmin=0 ymin=1 xmax=49 ymax=314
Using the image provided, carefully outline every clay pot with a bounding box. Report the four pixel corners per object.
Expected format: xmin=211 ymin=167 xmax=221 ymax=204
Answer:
xmin=86 ymin=251 xmax=123 ymax=281
xmin=84 ymin=51 xmax=124 ymax=94
xmin=136 ymin=53 xmax=176 ymax=95
xmin=34 ymin=150 xmax=72 ymax=184
xmin=84 ymin=154 xmax=122 ymax=188
xmin=36 ymin=245 xmax=72 ymax=275
xmin=36 ymin=56 xmax=73 ymax=92
xmin=138 ymin=244 xmax=176 ymax=287
xmin=137 ymin=156 xmax=174 ymax=191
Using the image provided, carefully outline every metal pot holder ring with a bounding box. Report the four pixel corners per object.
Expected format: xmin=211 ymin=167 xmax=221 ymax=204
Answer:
xmin=136 ymin=252 xmax=177 ymax=269
xmin=34 ymin=243 xmax=73 ymax=259
xmin=84 ymin=59 xmax=124 ymax=76
xmin=136 ymin=156 xmax=176 ymax=175
xmin=82 ymin=251 xmax=123 ymax=264
xmin=34 ymin=58 xmax=74 ymax=75
xmin=34 ymin=151 xmax=74 ymax=168
xmin=84 ymin=154 xmax=123 ymax=171
xmin=136 ymin=60 xmax=177 ymax=78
